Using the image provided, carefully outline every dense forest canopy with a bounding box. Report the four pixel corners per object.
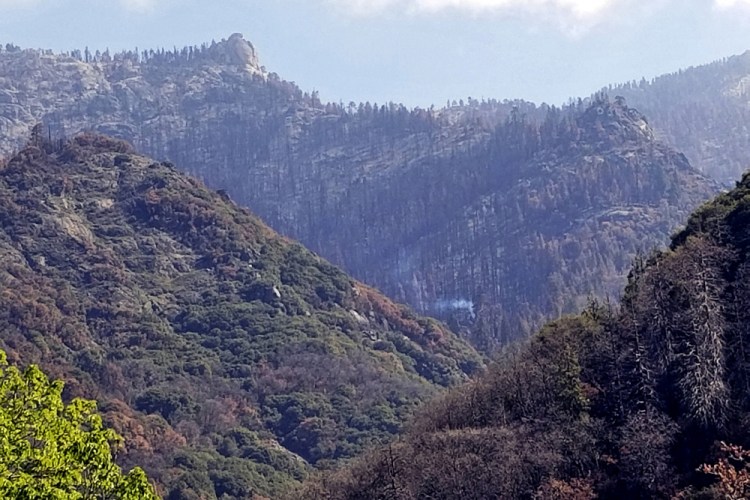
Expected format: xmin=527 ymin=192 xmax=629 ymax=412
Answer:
xmin=0 ymin=132 xmax=481 ymax=498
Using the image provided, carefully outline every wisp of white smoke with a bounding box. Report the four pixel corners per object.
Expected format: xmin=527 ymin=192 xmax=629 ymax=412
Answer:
xmin=434 ymin=298 xmax=475 ymax=316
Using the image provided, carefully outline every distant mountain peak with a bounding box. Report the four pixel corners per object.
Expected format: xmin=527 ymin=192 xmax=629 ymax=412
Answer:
xmin=208 ymin=32 xmax=263 ymax=74
xmin=579 ymin=96 xmax=654 ymax=145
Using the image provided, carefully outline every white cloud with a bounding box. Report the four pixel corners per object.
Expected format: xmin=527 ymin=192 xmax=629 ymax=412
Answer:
xmin=0 ymin=0 xmax=38 ymax=7
xmin=415 ymin=0 xmax=618 ymax=18
xmin=715 ymin=0 xmax=750 ymax=9
xmin=118 ymin=0 xmax=157 ymax=12
xmin=330 ymin=0 xmax=750 ymax=31
xmin=0 ymin=0 xmax=156 ymax=10
xmin=336 ymin=0 xmax=672 ymax=39
xmin=330 ymin=0 xmax=629 ymax=20
xmin=328 ymin=0 xmax=648 ymax=37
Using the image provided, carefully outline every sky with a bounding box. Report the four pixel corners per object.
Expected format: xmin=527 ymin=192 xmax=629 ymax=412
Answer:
xmin=1 ymin=0 xmax=750 ymax=107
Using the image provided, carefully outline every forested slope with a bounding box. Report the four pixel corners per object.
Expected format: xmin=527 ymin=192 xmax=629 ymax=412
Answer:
xmin=295 ymin=169 xmax=750 ymax=499
xmin=0 ymin=132 xmax=481 ymax=498
xmin=611 ymin=49 xmax=750 ymax=184
xmin=0 ymin=38 xmax=720 ymax=347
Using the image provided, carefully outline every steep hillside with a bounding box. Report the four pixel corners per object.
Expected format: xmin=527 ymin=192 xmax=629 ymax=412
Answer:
xmin=341 ymin=98 xmax=717 ymax=347
xmin=0 ymin=38 xmax=718 ymax=347
xmin=610 ymin=50 xmax=750 ymax=184
xmin=0 ymin=132 xmax=481 ymax=499
xmin=295 ymin=169 xmax=750 ymax=499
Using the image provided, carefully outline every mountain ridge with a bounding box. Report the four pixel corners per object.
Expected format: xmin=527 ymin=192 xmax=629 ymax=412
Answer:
xmin=0 ymin=132 xmax=482 ymax=498
xmin=0 ymin=37 xmax=724 ymax=347
xmin=293 ymin=166 xmax=750 ymax=499
xmin=607 ymin=49 xmax=750 ymax=184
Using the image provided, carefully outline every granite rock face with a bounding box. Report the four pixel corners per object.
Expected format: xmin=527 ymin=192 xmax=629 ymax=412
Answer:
xmin=0 ymin=38 xmax=720 ymax=347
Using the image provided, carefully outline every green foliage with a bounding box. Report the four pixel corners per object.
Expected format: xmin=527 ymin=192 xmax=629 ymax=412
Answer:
xmin=0 ymin=350 xmax=158 ymax=499
xmin=0 ymin=136 xmax=482 ymax=498
xmin=135 ymin=388 xmax=197 ymax=423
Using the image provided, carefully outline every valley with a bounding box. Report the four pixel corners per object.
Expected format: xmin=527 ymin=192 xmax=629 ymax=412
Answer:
xmin=1 ymin=25 xmax=750 ymax=499
xmin=0 ymin=36 xmax=737 ymax=347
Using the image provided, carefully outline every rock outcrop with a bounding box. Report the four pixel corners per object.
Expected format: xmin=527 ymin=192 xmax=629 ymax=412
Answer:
xmin=609 ymin=50 xmax=750 ymax=185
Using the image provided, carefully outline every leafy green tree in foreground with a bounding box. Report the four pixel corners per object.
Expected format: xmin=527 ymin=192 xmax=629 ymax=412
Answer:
xmin=0 ymin=349 xmax=158 ymax=499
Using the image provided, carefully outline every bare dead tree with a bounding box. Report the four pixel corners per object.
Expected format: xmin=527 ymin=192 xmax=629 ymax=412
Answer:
xmin=675 ymin=238 xmax=729 ymax=427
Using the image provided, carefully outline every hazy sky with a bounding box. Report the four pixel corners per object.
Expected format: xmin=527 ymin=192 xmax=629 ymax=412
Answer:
xmin=2 ymin=0 xmax=750 ymax=107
